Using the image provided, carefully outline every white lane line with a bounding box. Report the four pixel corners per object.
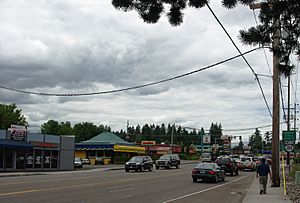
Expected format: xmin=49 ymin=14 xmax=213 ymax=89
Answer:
xmin=162 ymin=176 xmax=247 ymax=203
xmin=109 ymin=187 xmax=135 ymax=193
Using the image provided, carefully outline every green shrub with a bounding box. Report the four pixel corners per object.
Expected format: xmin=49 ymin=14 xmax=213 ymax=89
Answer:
xmin=289 ymin=164 xmax=300 ymax=178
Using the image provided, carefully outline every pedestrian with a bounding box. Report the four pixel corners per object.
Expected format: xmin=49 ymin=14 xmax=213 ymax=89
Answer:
xmin=256 ymin=157 xmax=272 ymax=194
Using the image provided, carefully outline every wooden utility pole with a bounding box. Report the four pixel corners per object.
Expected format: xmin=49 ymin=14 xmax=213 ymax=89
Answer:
xmin=250 ymin=2 xmax=281 ymax=187
xmin=272 ymin=16 xmax=281 ymax=187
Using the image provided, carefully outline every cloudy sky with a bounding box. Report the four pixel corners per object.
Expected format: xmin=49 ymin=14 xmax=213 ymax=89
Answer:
xmin=0 ymin=0 xmax=298 ymax=143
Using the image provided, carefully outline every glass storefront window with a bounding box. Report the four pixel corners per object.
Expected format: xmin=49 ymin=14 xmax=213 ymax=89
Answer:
xmin=5 ymin=148 xmax=14 ymax=169
xmin=0 ymin=148 xmax=3 ymax=169
xmin=26 ymin=149 xmax=34 ymax=168
xmin=51 ymin=150 xmax=58 ymax=169
xmin=44 ymin=150 xmax=51 ymax=169
xmin=34 ymin=149 xmax=42 ymax=168
xmin=16 ymin=149 xmax=25 ymax=169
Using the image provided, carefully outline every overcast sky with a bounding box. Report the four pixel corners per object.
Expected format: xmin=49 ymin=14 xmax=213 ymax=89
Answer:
xmin=0 ymin=0 xmax=298 ymax=143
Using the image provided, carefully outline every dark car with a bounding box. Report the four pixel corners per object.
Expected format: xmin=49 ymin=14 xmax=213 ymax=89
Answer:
xmin=216 ymin=157 xmax=238 ymax=176
xmin=191 ymin=162 xmax=225 ymax=183
xmin=155 ymin=154 xmax=180 ymax=169
xmin=125 ymin=156 xmax=153 ymax=172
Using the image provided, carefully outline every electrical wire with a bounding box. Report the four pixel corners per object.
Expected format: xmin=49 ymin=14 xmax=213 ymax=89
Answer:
xmin=0 ymin=47 xmax=260 ymax=97
xmin=223 ymin=121 xmax=285 ymax=132
xmin=206 ymin=3 xmax=272 ymax=118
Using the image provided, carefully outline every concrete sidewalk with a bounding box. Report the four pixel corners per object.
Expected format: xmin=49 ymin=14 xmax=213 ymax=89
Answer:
xmin=243 ymin=176 xmax=292 ymax=203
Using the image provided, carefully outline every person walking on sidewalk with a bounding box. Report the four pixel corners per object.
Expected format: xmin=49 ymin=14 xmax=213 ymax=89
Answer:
xmin=256 ymin=157 xmax=272 ymax=195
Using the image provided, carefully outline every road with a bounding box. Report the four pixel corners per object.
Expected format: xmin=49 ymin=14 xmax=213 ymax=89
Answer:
xmin=0 ymin=164 xmax=254 ymax=203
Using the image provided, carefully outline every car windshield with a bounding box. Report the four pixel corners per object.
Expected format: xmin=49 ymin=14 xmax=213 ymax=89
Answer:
xmin=129 ymin=157 xmax=143 ymax=162
xmin=241 ymin=157 xmax=251 ymax=162
xmin=159 ymin=156 xmax=170 ymax=160
xmin=75 ymin=157 xmax=81 ymax=161
xmin=201 ymin=153 xmax=211 ymax=158
xmin=196 ymin=163 xmax=215 ymax=169
xmin=217 ymin=158 xmax=229 ymax=164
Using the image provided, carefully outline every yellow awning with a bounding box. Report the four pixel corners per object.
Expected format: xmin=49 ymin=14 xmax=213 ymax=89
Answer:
xmin=114 ymin=145 xmax=145 ymax=154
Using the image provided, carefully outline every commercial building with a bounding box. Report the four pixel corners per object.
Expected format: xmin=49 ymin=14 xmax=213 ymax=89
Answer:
xmin=0 ymin=129 xmax=75 ymax=171
xmin=75 ymin=132 xmax=145 ymax=164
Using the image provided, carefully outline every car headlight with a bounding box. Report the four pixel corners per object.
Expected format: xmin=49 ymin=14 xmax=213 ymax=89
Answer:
xmin=125 ymin=162 xmax=129 ymax=165
xmin=136 ymin=163 xmax=141 ymax=165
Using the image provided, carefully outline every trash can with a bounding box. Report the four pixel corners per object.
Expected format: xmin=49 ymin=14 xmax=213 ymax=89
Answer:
xmin=103 ymin=158 xmax=110 ymax=165
xmin=90 ymin=158 xmax=96 ymax=165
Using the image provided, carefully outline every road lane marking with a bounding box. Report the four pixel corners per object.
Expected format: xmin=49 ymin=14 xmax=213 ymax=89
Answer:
xmin=0 ymin=178 xmax=138 ymax=197
xmin=109 ymin=187 xmax=135 ymax=193
xmin=0 ymin=190 xmax=39 ymax=197
xmin=0 ymin=170 xmax=188 ymax=197
xmin=162 ymin=176 xmax=247 ymax=203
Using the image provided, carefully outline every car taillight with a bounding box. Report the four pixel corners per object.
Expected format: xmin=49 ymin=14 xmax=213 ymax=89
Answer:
xmin=192 ymin=169 xmax=197 ymax=174
xmin=208 ymin=171 xmax=216 ymax=175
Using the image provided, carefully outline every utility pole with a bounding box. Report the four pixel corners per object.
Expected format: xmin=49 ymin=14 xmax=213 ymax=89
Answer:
xmin=251 ymin=2 xmax=281 ymax=187
xmin=171 ymin=124 xmax=174 ymax=154
xmin=271 ymin=15 xmax=281 ymax=187
xmin=287 ymin=75 xmax=291 ymax=170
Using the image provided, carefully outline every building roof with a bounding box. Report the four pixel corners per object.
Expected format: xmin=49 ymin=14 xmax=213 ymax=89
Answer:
xmin=80 ymin=132 xmax=131 ymax=145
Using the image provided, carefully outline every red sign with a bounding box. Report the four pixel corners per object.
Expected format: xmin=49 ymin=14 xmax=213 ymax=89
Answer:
xmin=30 ymin=141 xmax=59 ymax=148
xmin=141 ymin=141 xmax=156 ymax=145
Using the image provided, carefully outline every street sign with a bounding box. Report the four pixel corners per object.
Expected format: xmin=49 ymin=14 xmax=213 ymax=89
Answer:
xmin=285 ymin=144 xmax=294 ymax=152
xmin=282 ymin=131 xmax=296 ymax=141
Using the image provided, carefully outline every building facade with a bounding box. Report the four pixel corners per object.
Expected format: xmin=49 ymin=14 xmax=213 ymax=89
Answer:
xmin=0 ymin=129 xmax=75 ymax=171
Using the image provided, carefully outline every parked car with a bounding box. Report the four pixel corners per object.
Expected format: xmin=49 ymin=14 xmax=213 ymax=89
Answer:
xmin=156 ymin=154 xmax=181 ymax=169
xmin=125 ymin=156 xmax=153 ymax=172
xmin=191 ymin=162 xmax=225 ymax=183
xmin=216 ymin=157 xmax=238 ymax=176
xmin=74 ymin=157 xmax=83 ymax=168
xmin=81 ymin=158 xmax=90 ymax=165
xmin=240 ymin=156 xmax=257 ymax=171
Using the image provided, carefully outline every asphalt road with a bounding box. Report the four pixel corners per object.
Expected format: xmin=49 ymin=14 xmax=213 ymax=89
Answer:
xmin=0 ymin=164 xmax=255 ymax=203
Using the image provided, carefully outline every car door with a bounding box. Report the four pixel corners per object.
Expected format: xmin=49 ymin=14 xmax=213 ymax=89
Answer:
xmin=143 ymin=157 xmax=149 ymax=169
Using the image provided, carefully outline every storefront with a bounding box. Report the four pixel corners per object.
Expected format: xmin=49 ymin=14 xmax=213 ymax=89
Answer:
xmin=0 ymin=129 xmax=75 ymax=171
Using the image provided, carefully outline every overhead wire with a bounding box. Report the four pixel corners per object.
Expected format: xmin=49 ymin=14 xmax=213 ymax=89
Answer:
xmin=0 ymin=47 xmax=261 ymax=97
xmin=205 ymin=3 xmax=272 ymax=118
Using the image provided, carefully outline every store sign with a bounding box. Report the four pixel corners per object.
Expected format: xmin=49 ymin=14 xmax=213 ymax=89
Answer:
xmin=9 ymin=125 xmax=27 ymax=141
xmin=141 ymin=141 xmax=156 ymax=145
xmin=30 ymin=141 xmax=59 ymax=148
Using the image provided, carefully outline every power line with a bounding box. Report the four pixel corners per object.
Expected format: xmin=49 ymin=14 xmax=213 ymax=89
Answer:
xmin=0 ymin=47 xmax=261 ymax=97
xmin=206 ymin=3 xmax=272 ymax=118
xmin=223 ymin=122 xmax=285 ymax=132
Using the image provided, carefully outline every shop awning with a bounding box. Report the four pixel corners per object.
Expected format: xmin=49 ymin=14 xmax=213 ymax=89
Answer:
xmin=75 ymin=144 xmax=114 ymax=151
xmin=114 ymin=145 xmax=145 ymax=154
xmin=0 ymin=139 xmax=33 ymax=148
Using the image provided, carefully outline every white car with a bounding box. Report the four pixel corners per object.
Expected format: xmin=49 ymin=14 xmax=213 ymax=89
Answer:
xmin=239 ymin=156 xmax=257 ymax=171
xmin=74 ymin=157 xmax=83 ymax=168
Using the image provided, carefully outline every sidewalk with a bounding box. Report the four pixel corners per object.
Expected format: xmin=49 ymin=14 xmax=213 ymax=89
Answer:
xmin=243 ymin=176 xmax=292 ymax=203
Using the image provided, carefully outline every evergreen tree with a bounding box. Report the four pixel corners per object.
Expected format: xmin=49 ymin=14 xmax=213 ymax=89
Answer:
xmin=0 ymin=103 xmax=27 ymax=129
xmin=250 ymin=128 xmax=263 ymax=154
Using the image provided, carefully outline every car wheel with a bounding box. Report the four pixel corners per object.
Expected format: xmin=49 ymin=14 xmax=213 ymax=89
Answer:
xmin=231 ymin=171 xmax=234 ymax=176
xmin=222 ymin=175 xmax=225 ymax=181
xmin=176 ymin=165 xmax=179 ymax=169
xmin=149 ymin=165 xmax=153 ymax=172
xmin=125 ymin=169 xmax=129 ymax=172
xmin=214 ymin=176 xmax=218 ymax=183
xmin=193 ymin=177 xmax=197 ymax=183
xmin=156 ymin=166 xmax=159 ymax=170
xmin=236 ymin=169 xmax=239 ymax=176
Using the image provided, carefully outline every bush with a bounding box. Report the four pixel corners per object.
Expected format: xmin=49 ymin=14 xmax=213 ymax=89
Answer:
xmin=289 ymin=164 xmax=300 ymax=178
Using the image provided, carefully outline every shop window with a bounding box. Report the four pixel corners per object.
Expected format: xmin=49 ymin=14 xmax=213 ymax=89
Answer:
xmin=88 ymin=151 xmax=96 ymax=157
xmin=26 ymin=149 xmax=34 ymax=168
xmin=44 ymin=150 xmax=51 ymax=169
xmin=34 ymin=149 xmax=42 ymax=168
xmin=5 ymin=148 xmax=14 ymax=169
xmin=0 ymin=148 xmax=3 ymax=169
xmin=51 ymin=150 xmax=58 ymax=169
xmin=16 ymin=149 xmax=25 ymax=169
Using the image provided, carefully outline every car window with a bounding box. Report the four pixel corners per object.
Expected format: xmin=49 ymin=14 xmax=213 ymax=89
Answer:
xmin=217 ymin=158 xmax=229 ymax=164
xmin=196 ymin=163 xmax=214 ymax=169
xmin=129 ymin=157 xmax=143 ymax=162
